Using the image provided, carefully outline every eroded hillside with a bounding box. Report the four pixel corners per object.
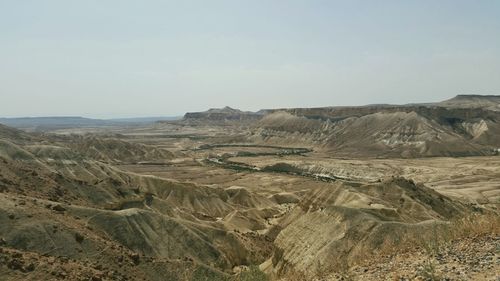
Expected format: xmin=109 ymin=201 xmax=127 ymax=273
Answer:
xmin=1 ymin=95 xmax=499 ymax=280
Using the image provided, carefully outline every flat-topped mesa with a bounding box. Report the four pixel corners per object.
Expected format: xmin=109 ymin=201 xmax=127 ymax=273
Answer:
xmin=449 ymin=94 xmax=500 ymax=99
xmin=184 ymin=106 xmax=263 ymax=121
xmin=261 ymin=95 xmax=500 ymax=120
xmin=437 ymin=94 xmax=500 ymax=111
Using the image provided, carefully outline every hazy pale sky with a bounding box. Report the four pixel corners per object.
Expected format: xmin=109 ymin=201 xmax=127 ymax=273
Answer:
xmin=1 ymin=0 xmax=499 ymax=118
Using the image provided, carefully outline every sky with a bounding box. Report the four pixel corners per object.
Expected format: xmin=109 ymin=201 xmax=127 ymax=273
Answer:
xmin=1 ymin=0 xmax=499 ymax=118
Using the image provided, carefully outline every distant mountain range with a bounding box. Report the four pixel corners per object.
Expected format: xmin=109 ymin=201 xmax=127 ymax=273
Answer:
xmin=0 ymin=116 xmax=181 ymax=131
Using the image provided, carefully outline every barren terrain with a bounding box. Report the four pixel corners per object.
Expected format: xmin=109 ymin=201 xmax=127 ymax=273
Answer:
xmin=0 ymin=95 xmax=499 ymax=280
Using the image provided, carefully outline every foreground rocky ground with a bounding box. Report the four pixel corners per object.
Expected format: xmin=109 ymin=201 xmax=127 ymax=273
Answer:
xmin=350 ymin=234 xmax=499 ymax=281
xmin=0 ymin=243 xmax=225 ymax=281
xmin=1 ymin=234 xmax=498 ymax=281
xmin=277 ymin=233 xmax=499 ymax=281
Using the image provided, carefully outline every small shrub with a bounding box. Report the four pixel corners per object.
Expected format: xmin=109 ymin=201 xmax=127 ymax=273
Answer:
xmin=418 ymin=259 xmax=441 ymax=281
xmin=74 ymin=232 xmax=84 ymax=244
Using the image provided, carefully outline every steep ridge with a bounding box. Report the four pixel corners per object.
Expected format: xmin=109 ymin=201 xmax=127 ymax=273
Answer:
xmin=54 ymin=135 xmax=175 ymax=164
xmin=0 ymin=125 xmax=278 ymax=278
xmin=0 ymin=123 xmax=33 ymax=143
xmin=250 ymin=100 xmax=500 ymax=157
xmin=267 ymin=178 xmax=467 ymax=278
xmin=249 ymin=112 xmax=329 ymax=148
xmin=324 ymin=111 xmax=484 ymax=157
xmin=0 ymin=192 xmax=233 ymax=281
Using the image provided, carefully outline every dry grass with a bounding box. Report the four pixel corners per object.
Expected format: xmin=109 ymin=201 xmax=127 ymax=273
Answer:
xmin=374 ymin=212 xmax=500 ymax=259
xmin=451 ymin=211 xmax=500 ymax=237
xmin=278 ymin=212 xmax=500 ymax=281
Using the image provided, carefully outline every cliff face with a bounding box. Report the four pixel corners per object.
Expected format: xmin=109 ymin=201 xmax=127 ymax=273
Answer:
xmin=177 ymin=95 xmax=500 ymax=157
xmin=249 ymin=96 xmax=500 ymax=158
xmin=269 ymin=104 xmax=500 ymax=122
